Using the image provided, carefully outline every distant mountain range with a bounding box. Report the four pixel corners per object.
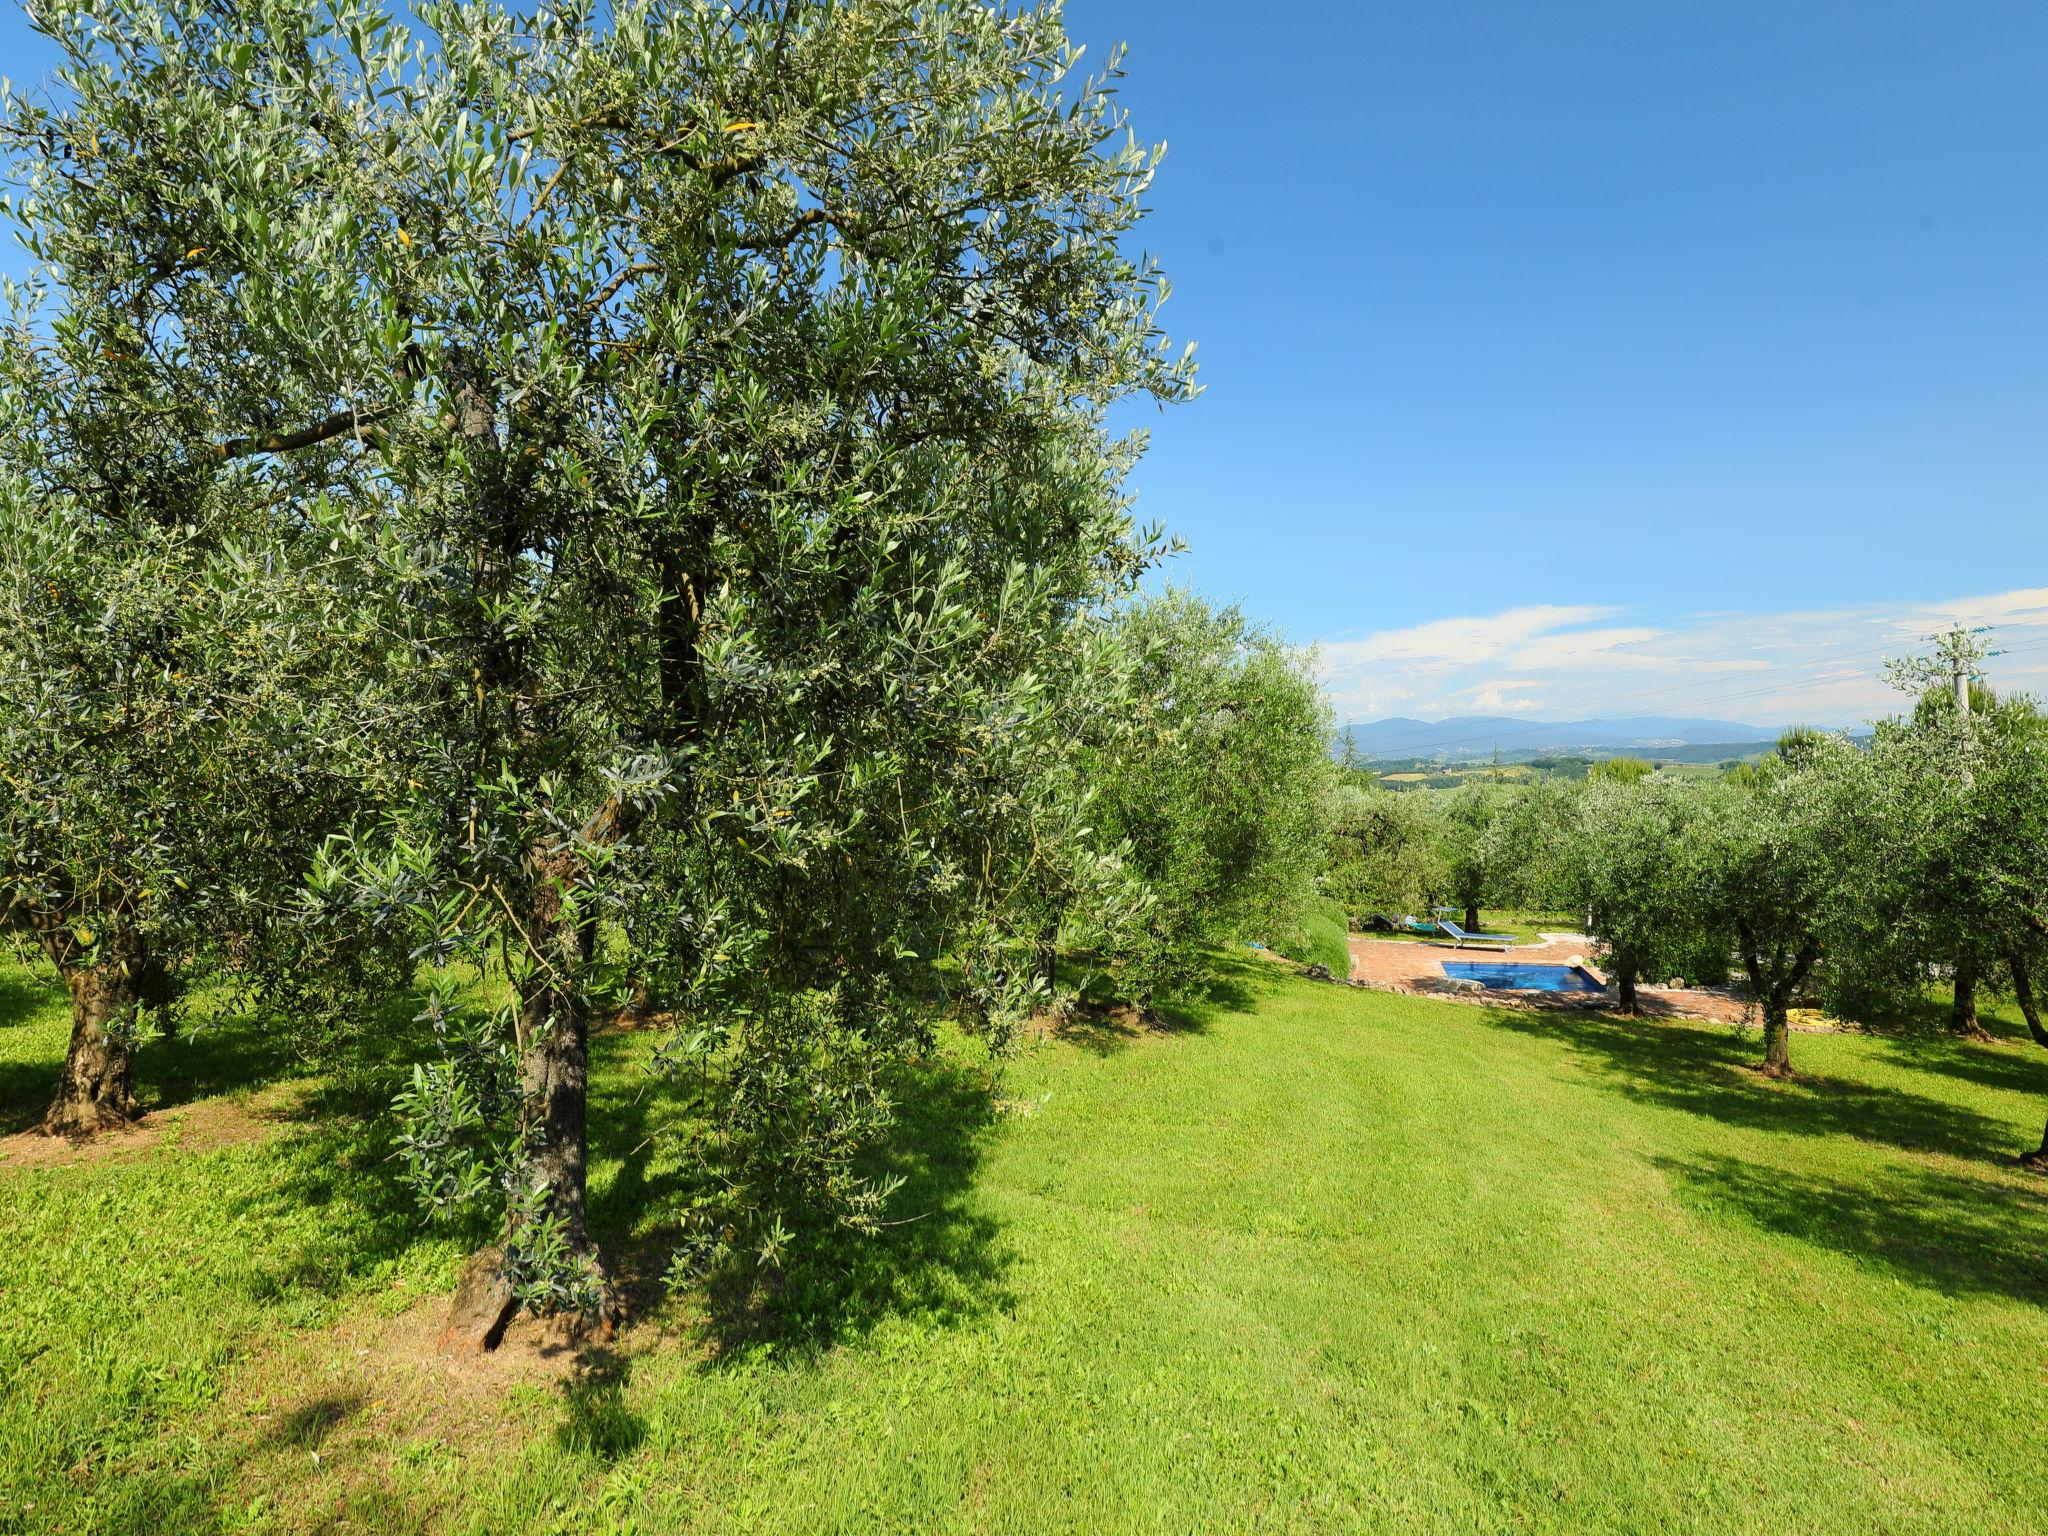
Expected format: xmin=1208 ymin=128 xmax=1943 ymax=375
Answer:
xmin=1340 ymin=715 xmax=1778 ymax=762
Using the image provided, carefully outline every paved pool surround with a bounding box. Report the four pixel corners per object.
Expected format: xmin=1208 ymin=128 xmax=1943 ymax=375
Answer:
xmin=1346 ymin=933 xmax=1754 ymax=1025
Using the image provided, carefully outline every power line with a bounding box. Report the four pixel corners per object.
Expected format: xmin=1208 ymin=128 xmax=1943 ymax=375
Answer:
xmin=1343 ymin=634 xmax=1933 ymax=761
xmin=1358 ymin=668 xmax=1878 ymax=761
xmin=1348 ymin=624 xmax=2048 ymax=762
xmin=1343 ymin=633 xmax=1934 ymax=758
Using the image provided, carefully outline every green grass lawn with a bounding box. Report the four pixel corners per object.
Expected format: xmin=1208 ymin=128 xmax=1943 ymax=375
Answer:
xmin=5 ymin=951 xmax=2048 ymax=1534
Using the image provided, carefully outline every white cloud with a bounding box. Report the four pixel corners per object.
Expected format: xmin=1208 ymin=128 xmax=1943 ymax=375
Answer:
xmin=1504 ymin=626 xmax=1668 ymax=672
xmin=1898 ymin=587 xmax=2048 ymax=632
xmin=1318 ymin=604 xmax=1619 ymax=672
xmin=1455 ymin=679 xmax=1544 ymax=712
xmin=1316 ymin=586 xmax=2048 ymax=729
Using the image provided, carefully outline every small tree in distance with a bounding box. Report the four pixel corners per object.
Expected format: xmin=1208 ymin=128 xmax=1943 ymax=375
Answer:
xmin=1690 ymin=739 xmax=1852 ymax=1076
xmin=1586 ymin=755 xmax=1654 ymax=786
xmin=1082 ymin=591 xmax=1333 ymax=1005
xmin=1565 ymin=778 xmax=1705 ymax=1014
xmin=1429 ymin=778 xmax=1527 ymax=933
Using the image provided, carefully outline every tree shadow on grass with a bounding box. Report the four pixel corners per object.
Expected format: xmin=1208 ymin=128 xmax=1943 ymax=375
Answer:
xmin=695 ymin=1054 xmax=1013 ymax=1364
xmin=554 ymin=1345 xmax=647 ymax=1461
xmin=1482 ymin=1007 xmax=2023 ymax=1167
xmin=0 ymin=1060 xmax=57 ymax=1135
xmin=1873 ymin=1028 xmax=2048 ymax=1102
xmin=135 ymin=1013 xmax=298 ymax=1112
xmin=1657 ymin=1151 xmax=2048 ymax=1306
xmin=267 ymin=1391 xmax=368 ymax=1451
xmin=219 ymin=1086 xmax=476 ymax=1306
xmin=182 ymin=987 xmax=490 ymax=1302
xmin=584 ymin=1031 xmax=699 ymax=1318
xmin=1054 ymin=953 xmax=1260 ymax=1058
xmin=1164 ymin=956 xmax=1262 ymax=1027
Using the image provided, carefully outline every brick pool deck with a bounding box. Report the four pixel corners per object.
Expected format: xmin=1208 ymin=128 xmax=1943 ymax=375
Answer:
xmin=1347 ymin=933 xmax=1759 ymax=1027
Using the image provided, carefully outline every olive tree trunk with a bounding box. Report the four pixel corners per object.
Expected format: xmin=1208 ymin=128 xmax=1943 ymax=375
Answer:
xmin=511 ymin=882 xmax=598 ymax=1265
xmin=1615 ymin=963 xmax=1639 ymax=1016
xmin=1738 ymin=922 xmax=1814 ymax=1079
xmin=1464 ymin=902 xmax=1480 ymax=934
xmin=1951 ymin=957 xmax=1987 ymax=1039
xmin=442 ymin=803 xmax=631 ymax=1353
xmin=36 ymin=920 xmax=144 ymax=1135
xmin=1757 ymin=1000 xmax=1794 ymax=1078
xmin=438 ymin=883 xmax=602 ymax=1353
xmin=1037 ymin=913 xmax=1061 ymax=994
xmin=2008 ymin=952 xmax=2048 ymax=1171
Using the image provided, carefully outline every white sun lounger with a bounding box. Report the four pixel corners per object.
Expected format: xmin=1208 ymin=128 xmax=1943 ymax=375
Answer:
xmin=1431 ymin=919 xmax=1516 ymax=951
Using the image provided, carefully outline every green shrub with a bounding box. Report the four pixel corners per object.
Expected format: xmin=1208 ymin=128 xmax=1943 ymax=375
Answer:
xmin=1268 ymin=896 xmax=1352 ymax=976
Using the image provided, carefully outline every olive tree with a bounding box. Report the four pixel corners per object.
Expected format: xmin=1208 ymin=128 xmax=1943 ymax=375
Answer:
xmin=1689 ymin=741 xmax=1853 ymax=1076
xmin=1430 ymin=778 xmax=1533 ymax=933
xmin=115 ymin=0 xmax=1204 ymax=1337
xmin=1321 ymin=778 xmax=1440 ymax=918
xmin=0 ymin=472 xmax=384 ymax=1130
xmin=1837 ymin=646 xmax=2020 ymax=1035
xmin=1835 ymin=684 xmax=2048 ymax=1157
xmin=1563 ymin=777 xmax=1708 ymax=1014
xmin=0 ymin=2 xmax=405 ymax=1131
xmin=1080 ymin=591 xmax=1333 ymax=1004
xmin=1966 ymin=714 xmax=2048 ymax=1167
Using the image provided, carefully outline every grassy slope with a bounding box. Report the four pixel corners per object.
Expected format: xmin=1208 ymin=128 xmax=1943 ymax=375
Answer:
xmin=4 ymin=955 xmax=2048 ymax=1534
xmin=1266 ymin=895 xmax=1354 ymax=974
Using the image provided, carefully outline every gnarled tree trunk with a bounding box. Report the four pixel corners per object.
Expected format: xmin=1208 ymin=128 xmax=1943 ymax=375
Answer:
xmin=2007 ymin=952 xmax=2048 ymax=1171
xmin=1738 ymin=921 xmax=1813 ymax=1079
xmin=511 ymin=895 xmax=598 ymax=1265
xmin=37 ymin=919 xmax=144 ymax=1135
xmin=1757 ymin=1000 xmax=1794 ymax=1078
xmin=1950 ymin=957 xmax=1987 ymax=1039
xmin=438 ymin=880 xmax=602 ymax=1353
xmin=442 ymin=803 xmax=631 ymax=1353
xmin=1464 ymin=902 xmax=1480 ymax=934
xmin=1615 ymin=963 xmax=1639 ymax=1016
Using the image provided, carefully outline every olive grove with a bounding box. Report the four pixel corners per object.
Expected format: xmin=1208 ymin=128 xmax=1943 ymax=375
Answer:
xmin=0 ymin=0 xmax=1376 ymax=1351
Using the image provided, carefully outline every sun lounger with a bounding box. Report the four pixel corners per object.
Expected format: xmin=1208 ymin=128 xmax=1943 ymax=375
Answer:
xmin=1431 ymin=919 xmax=1516 ymax=951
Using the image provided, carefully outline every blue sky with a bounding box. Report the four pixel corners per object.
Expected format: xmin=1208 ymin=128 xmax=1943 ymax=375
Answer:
xmin=4 ymin=3 xmax=2045 ymax=725
xmin=1063 ymin=0 xmax=2048 ymax=724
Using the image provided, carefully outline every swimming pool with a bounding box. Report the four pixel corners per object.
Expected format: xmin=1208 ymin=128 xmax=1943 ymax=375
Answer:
xmin=1442 ymin=961 xmax=1604 ymax=993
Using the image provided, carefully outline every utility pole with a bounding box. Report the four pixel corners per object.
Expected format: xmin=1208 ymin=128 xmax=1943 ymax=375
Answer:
xmin=1890 ymin=622 xmax=1997 ymax=1037
xmin=1902 ymin=622 xmax=1994 ymax=729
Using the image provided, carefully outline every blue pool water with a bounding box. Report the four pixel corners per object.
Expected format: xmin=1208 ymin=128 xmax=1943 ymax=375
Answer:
xmin=1442 ymin=961 xmax=1603 ymax=993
